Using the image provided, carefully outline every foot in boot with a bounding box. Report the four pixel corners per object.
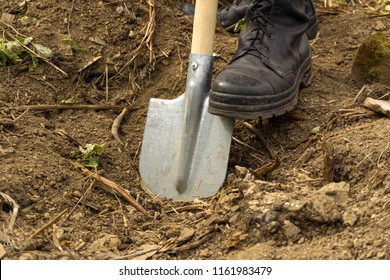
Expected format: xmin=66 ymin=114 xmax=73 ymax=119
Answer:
xmin=182 ymin=0 xmax=319 ymax=39
xmin=208 ymin=0 xmax=313 ymax=119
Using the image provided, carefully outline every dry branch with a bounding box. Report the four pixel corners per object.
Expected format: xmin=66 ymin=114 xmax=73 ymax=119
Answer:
xmin=243 ymin=122 xmax=276 ymax=160
xmin=320 ymin=137 xmax=334 ymax=183
xmin=22 ymin=209 xmax=68 ymax=250
xmin=111 ymin=107 xmax=129 ymax=143
xmin=12 ymin=104 xmax=132 ymax=111
xmin=80 ymin=168 xmax=150 ymax=217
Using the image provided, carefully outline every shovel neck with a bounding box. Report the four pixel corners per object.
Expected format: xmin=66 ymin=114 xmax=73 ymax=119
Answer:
xmin=185 ymin=54 xmax=214 ymax=101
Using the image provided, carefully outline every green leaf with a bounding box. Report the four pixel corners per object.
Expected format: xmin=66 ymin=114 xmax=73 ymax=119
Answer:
xmin=62 ymin=37 xmax=84 ymax=51
xmin=32 ymin=43 xmax=53 ymax=59
xmin=28 ymin=57 xmax=39 ymax=71
xmin=78 ymin=144 xmax=105 ymax=169
xmin=234 ymin=18 xmax=246 ymax=33
xmin=58 ymin=93 xmax=80 ymax=105
xmin=0 ymin=50 xmax=8 ymax=66
xmin=22 ymin=36 xmax=33 ymax=45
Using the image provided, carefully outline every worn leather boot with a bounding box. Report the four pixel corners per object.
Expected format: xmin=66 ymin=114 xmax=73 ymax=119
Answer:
xmin=208 ymin=0 xmax=312 ymax=119
xmin=218 ymin=0 xmax=254 ymax=31
xmin=182 ymin=0 xmax=319 ymax=39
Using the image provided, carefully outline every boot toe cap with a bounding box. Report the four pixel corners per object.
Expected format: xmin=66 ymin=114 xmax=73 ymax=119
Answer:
xmin=212 ymin=67 xmax=275 ymax=96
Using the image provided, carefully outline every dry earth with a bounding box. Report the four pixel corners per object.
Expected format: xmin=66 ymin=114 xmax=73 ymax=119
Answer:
xmin=0 ymin=0 xmax=389 ymax=260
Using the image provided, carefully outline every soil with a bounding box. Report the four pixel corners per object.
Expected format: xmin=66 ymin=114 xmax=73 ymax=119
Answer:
xmin=0 ymin=0 xmax=389 ymax=260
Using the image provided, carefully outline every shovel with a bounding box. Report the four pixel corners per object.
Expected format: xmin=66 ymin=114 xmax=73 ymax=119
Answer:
xmin=139 ymin=0 xmax=234 ymax=201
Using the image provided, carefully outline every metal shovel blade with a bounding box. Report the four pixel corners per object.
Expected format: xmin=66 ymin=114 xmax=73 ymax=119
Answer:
xmin=139 ymin=54 xmax=233 ymax=201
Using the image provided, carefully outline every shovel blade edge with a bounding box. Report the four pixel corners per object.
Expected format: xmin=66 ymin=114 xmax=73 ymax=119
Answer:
xmin=139 ymin=96 xmax=233 ymax=201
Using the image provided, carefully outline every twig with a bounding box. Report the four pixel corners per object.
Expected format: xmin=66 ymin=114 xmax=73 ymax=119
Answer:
xmin=55 ymin=129 xmax=84 ymax=146
xmin=320 ymin=136 xmax=334 ymax=183
xmin=232 ymin=136 xmax=262 ymax=154
xmin=171 ymin=231 xmax=217 ymax=253
xmin=12 ymin=104 xmax=130 ymax=111
xmin=353 ymin=84 xmax=366 ymax=104
xmin=105 ymin=63 xmax=109 ymax=102
xmin=166 ymin=204 xmax=207 ymax=214
xmin=62 ymin=180 xmax=94 ymax=222
xmin=0 ymin=19 xmax=26 ymax=37
xmin=12 ymin=108 xmax=29 ymax=122
xmin=111 ymin=107 xmax=128 ymax=143
xmin=67 ymin=0 xmax=76 ymax=37
xmin=243 ymin=122 xmax=276 ymax=160
xmin=80 ymin=168 xmax=150 ymax=217
xmin=23 ymin=209 xmax=67 ymax=247
xmin=113 ymin=245 xmax=160 ymax=260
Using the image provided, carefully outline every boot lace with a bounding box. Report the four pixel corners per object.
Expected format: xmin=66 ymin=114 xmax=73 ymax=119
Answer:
xmin=239 ymin=2 xmax=273 ymax=60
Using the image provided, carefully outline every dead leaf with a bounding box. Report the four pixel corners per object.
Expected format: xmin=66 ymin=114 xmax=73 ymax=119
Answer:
xmin=78 ymin=56 xmax=102 ymax=73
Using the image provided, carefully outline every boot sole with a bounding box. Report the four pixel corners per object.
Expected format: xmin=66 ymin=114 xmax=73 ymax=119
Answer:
xmin=208 ymin=59 xmax=312 ymax=120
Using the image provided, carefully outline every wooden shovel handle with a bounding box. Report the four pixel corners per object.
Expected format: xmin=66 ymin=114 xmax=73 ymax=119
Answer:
xmin=191 ymin=0 xmax=218 ymax=56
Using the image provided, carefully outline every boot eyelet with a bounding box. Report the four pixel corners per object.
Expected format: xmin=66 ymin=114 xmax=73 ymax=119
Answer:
xmin=274 ymin=6 xmax=281 ymax=13
xmin=267 ymin=35 xmax=273 ymax=40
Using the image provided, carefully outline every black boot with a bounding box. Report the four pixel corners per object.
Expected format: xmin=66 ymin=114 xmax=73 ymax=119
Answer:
xmin=182 ymin=0 xmax=319 ymax=39
xmin=218 ymin=0 xmax=254 ymax=31
xmin=208 ymin=0 xmax=312 ymax=119
xmin=181 ymin=0 xmax=252 ymax=31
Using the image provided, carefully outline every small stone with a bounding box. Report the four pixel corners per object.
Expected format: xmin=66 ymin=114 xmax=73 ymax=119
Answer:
xmin=377 ymin=251 xmax=386 ymax=259
xmin=199 ymin=249 xmax=209 ymax=258
xmin=283 ymin=200 xmax=306 ymax=212
xmin=366 ymin=250 xmax=376 ymax=258
xmin=106 ymin=235 xmax=121 ymax=248
xmin=235 ymin=165 xmax=249 ymax=178
xmin=116 ymin=6 xmax=124 ymax=14
xmin=342 ymin=208 xmax=358 ymax=226
xmin=351 ymin=33 xmax=390 ymax=87
xmin=73 ymin=190 xmax=82 ymax=198
xmin=177 ymin=228 xmax=195 ymax=244
xmin=283 ymin=220 xmax=301 ymax=239
xmin=264 ymin=213 xmax=273 ymax=223
xmin=1 ymin=13 xmax=15 ymax=25
xmin=72 ymin=212 xmax=84 ymax=221
xmin=318 ymin=181 xmax=350 ymax=204
xmin=373 ymin=21 xmax=386 ymax=31
xmin=363 ymin=97 xmax=390 ymax=117
xmin=298 ymin=237 xmax=305 ymax=244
